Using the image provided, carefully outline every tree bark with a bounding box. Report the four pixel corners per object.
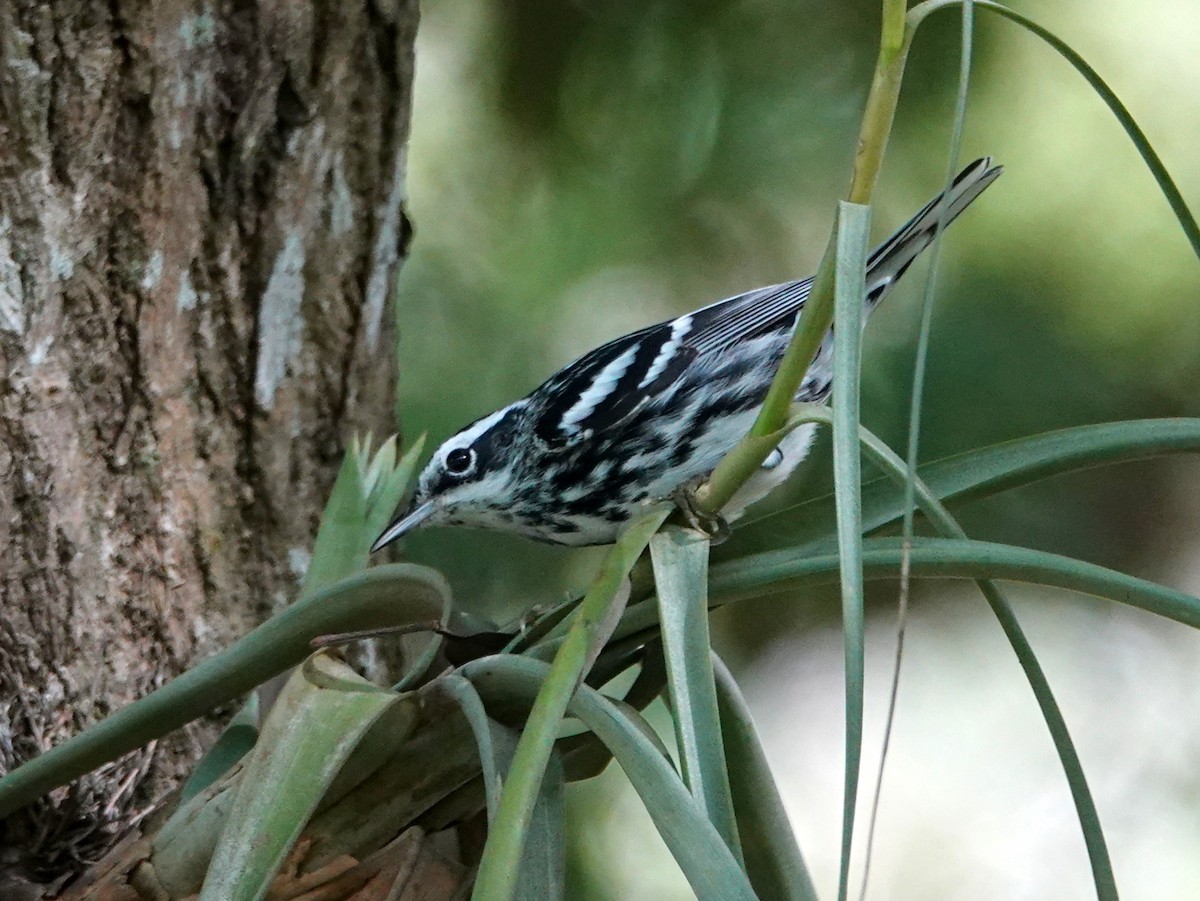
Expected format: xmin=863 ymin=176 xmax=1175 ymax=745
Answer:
xmin=0 ymin=0 xmax=416 ymax=885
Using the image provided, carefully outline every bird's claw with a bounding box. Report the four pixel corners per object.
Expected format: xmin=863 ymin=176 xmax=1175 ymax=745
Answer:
xmin=670 ymin=484 xmax=731 ymax=545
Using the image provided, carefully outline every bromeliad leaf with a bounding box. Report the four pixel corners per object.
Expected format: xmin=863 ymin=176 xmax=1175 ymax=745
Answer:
xmin=198 ymin=655 xmax=415 ymax=901
xmin=650 ymin=527 xmax=741 ymax=860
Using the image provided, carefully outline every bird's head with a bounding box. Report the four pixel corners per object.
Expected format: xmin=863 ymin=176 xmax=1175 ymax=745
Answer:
xmin=371 ymin=403 xmax=529 ymax=552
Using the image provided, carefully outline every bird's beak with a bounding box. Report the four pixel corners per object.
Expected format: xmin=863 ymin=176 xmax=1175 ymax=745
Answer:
xmin=371 ymin=500 xmax=436 ymax=553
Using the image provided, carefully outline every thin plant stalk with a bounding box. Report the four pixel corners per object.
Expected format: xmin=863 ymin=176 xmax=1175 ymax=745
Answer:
xmin=861 ymin=2 xmax=975 ymax=897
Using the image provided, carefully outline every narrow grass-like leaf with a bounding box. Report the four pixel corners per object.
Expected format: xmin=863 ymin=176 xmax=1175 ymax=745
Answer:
xmin=0 ymin=564 xmax=448 ymax=817
xmin=302 ymin=445 xmax=370 ymax=594
xmin=712 ymin=538 xmax=1200 ymax=628
xmin=713 ymin=655 xmax=818 ymax=901
xmin=738 ymin=419 xmax=1200 ymax=553
xmin=832 ymin=200 xmax=871 ymax=901
xmin=909 ymin=0 xmax=1200 ymax=263
xmin=615 ymin=537 xmax=1200 ymax=643
xmin=471 ymin=506 xmax=670 ymax=901
xmin=441 ymin=675 xmax=507 ymax=817
xmin=650 ymin=527 xmax=742 ymax=861
xmin=365 ymin=433 xmax=427 ymax=544
xmin=198 ymin=654 xmax=404 ymax=901
xmin=850 ymin=420 xmax=1116 ymax=900
xmin=466 ymin=656 xmax=758 ymax=901
xmin=441 ymin=674 xmax=566 ymax=900
xmin=180 ymin=696 xmax=260 ymax=803
xmin=864 ymin=8 xmax=973 ymax=892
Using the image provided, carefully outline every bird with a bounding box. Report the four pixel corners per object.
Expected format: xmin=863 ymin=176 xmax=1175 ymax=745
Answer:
xmin=373 ymin=158 xmax=1002 ymax=550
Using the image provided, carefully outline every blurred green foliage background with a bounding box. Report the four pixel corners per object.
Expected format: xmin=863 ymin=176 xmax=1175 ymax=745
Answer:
xmin=392 ymin=1 xmax=1200 ymax=897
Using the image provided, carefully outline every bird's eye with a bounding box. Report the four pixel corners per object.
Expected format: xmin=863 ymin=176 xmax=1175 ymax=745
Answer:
xmin=445 ymin=447 xmax=475 ymax=476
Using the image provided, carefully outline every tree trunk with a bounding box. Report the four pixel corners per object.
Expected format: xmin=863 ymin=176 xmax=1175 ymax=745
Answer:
xmin=0 ymin=0 xmax=417 ymax=886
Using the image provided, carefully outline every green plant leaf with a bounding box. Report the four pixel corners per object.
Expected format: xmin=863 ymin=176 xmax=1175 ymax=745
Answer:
xmin=909 ymin=0 xmax=1200 ymax=263
xmin=561 ymin=642 xmax=669 ymax=782
xmin=736 ymin=419 xmax=1200 ymax=554
xmin=466 ymin=656 xmax=758 ymax=901
xmin=832 ymin=199 xmax=871 ymax=901
xmin=180 ymin=695 xmax=260 ymax=803
xmin=365 ymin=433 xmax=427 ymax=543
xmin=649 ymin=527 xmax=742 ymax=862
xmin=616 ymin=536 xmax=1200 ymax=643
xmin=715 ymin=537 xmax=1200 ymax=628
xmin=848 ymin=420 xmax=1116 ymax=901
xmin=439 ymin=675 xmax=506 ymax=816
xmin=302 ymin=445 xmax=371 ymax=595
xmin=712 ymin=654 xmax=818 ymax=901
xmin=0 ymin=564 xmax=449 ymax=818
xmin=471 ymin=505 xmax=670 ymax=901
xmin=198 ymin=654 xmax=406 ymax=901
xmin=299 ymin=433 xmax=425 ymax=597
xmin=441 ymin=674 xmax=566 ymax=900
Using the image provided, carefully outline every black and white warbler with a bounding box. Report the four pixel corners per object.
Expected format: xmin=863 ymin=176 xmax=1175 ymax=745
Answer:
xmin=374 ymin=159 xmax=1001 ymax=549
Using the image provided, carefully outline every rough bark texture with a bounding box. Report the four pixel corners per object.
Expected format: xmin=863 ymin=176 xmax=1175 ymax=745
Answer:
xmin=0 ymin=0 xmax=416 ymax=884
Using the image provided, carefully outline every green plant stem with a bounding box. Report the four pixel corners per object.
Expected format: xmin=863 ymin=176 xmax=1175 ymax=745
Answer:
xmin=696 ymin=0 xmax=913 ymax=516
xmin=471 ymin=506 xmax=670 ymax=901
xmin=467 ymin=656 xmax=758 ymax=901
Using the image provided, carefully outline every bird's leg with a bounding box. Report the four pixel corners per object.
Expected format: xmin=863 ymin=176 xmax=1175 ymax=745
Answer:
xmin=669 ymin=480 xmax=731 ymax=545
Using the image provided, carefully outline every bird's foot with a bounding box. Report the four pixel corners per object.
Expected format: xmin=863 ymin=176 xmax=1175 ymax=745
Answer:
xmin=670 ymin=482 xmax=731 ymax=545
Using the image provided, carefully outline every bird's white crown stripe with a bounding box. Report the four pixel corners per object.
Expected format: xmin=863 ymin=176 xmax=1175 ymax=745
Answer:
xmin=454 ymin=404 xmax=518 ymax=448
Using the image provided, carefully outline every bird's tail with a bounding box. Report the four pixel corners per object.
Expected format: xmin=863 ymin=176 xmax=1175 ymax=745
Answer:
xmin=865 ymin=157 xmax=1002 ymax=304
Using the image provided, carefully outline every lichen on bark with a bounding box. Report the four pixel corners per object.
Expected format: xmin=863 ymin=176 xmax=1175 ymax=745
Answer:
xmin=0 ymin=0 xmax=418 ymax=883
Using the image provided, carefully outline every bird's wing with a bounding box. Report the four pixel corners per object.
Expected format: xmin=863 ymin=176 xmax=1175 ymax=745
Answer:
xmin=532 ymin=317 xmax=699 ymax=446
xmin=531 ymin=276 xmax=819 ymax=447
xmin=532 ymin=157 xmax=1001 ymax=448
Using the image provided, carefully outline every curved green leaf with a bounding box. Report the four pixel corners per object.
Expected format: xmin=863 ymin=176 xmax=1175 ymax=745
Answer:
xmin=471 ymin=506 xmax=669 ymax=901
xmin=199 ymin=654 xmax=409 ymax=901
xmin=562 ymin=643 xmax=669 ymax=783
xmin=909 ymin=0 xmax=1200 ymax=263
xmin=617 ymin=536 xmax=1200 ymax=641
xmin=713 ymin=655 xmax=818 ymax=901
xmin=650 ymin=528 xmax=741 ymax=861
xmin=0 ymin=564 xmax=449 ymax=818
xmin=725 ymin=538 xmax=1200 ymax=626
xmin=466 ymin=656 xmax=758 ymax=901
xmin=735 ymin=419 xmax=1200 ymax=553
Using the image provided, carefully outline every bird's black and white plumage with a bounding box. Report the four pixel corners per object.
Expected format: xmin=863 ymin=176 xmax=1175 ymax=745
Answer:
xmin=374 ymin=159 xmax=1002 ymax=549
